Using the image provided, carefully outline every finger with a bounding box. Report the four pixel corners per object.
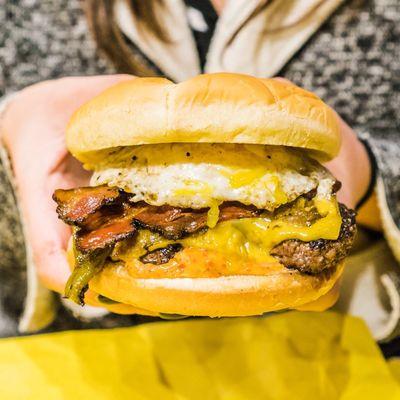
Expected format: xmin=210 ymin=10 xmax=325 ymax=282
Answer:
xmin=14 ymin=150 xmax=91 ymax=293
xmin=35 ymin=242 xmax=71 ymax=294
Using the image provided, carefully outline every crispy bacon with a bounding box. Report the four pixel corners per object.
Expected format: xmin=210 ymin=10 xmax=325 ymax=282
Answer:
xmin=133 ymin=202 xmax=261 ymax=240
xmin=53 ymin=186 xmax=262 ymax=253
xmin=53 ymin=185 xmax=126 ymax=225
xmin=133 ymin=205 xmax=208 ymax=240
xmin=76 ymin=213 xmax=137 ymax=252
xmin=219 ymin=202 xmax=262 ymax=222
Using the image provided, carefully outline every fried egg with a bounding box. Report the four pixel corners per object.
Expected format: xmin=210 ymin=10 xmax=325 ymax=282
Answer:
xmin=90 ymin=144 xmax=335 ymax=210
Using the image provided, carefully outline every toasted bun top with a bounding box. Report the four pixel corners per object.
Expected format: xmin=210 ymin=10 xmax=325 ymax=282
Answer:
xmin=67 ymin=73 xmax=340 ymax=163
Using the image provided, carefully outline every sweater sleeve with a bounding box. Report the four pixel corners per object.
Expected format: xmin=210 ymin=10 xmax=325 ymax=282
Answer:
xmin=359 ymin=130 xmax=400 ymax=262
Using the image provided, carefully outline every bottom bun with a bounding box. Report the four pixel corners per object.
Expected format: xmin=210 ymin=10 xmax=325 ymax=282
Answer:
xmin=85 ymin=258 xmax=344 ymax=317
xmin=83 ymin=289 xmax=160 ymax=316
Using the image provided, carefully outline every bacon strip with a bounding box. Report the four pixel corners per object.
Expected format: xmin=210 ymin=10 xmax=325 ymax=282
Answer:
xmin=219 ymin=202 xmax=261 ymax=222
xmin=53 ymin=185 xmax=126 ymax=225
xmin=76 ymin=213 xmax=137 ymax=252
xmin=53 ymin=186 xmax=262 ymax=253
xmin=133 ymin=206 xmax=208 ymax=239
xmin=133 ymin=202 xmax=261 ymax=240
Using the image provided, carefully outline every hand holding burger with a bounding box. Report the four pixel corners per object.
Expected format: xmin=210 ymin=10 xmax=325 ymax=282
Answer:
xmin=53 ymin=73 xmax=358 ymax=316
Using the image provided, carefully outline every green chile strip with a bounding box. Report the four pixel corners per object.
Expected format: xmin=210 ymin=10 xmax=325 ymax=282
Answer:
xmin=64 ymin=242 xmax=111 ymax=305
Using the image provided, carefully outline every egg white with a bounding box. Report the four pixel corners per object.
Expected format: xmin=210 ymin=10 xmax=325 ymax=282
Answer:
xmin=90 ymin=144 xmax=335 ymax=210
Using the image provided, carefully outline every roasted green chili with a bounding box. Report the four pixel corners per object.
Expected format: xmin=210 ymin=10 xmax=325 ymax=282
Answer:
xmin=64 ymin=242 xmax=111 ymax=305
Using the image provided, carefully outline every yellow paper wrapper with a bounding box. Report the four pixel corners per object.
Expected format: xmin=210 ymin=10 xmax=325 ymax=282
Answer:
xmin=389 ymin=358 xmax=400 ymax=385
xmin=0 ymin=311 xmax=399 ymax=399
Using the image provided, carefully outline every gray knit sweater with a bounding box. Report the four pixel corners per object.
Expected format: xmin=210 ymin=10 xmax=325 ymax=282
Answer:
xmin=0 ymin=0 xmax=399 ymax=336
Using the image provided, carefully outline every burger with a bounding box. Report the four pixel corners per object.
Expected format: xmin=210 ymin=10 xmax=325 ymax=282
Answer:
xmin=53 ymin=73 xmax=356 ymax=317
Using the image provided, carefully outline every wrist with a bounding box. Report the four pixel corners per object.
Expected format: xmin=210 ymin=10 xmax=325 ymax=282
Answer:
xmin=356 ymin=138 xmax=377 ymax=210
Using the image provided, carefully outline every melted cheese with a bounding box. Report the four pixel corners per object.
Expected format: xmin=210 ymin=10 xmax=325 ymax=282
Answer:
xmin=114 ymin=197 xmax=342 ymax=277
xmin=206 ymin=201 xmax=221 ymax=228
xmin=269 ymin=175 xmax=288 ymax=205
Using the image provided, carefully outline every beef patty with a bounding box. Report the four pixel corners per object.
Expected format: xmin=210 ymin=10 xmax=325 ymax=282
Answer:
xmin=270 ymin=204 xmax=356 ymax=274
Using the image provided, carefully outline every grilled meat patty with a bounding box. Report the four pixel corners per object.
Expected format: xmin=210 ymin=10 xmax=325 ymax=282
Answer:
xmin=53 ymin=185 xmax=356 ymax=274
xmin=270 ymin=204 xmax=356 ymax=274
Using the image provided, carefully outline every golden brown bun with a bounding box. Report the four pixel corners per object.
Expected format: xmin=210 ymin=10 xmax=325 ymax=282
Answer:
xmin=67 ymin=73 xmax=340 ymax=163
xmin=294 ymin=279 xmax=341 ymax=311
xmin=89 ymin=262 xmax=343 ymax=317
xmin=86 ymin=278 xmax=341 ymax=316
xmin=67 ymin=243 xmax=343 ymax=316
xmin=84 ymin=289 xmax=159 ymax=316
